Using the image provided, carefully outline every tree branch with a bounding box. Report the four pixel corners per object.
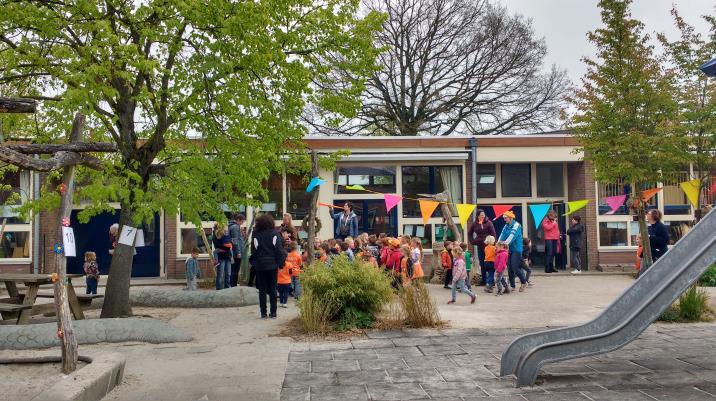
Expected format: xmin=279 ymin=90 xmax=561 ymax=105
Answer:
xmin=0 ymin=98 xmax=38 ymax=113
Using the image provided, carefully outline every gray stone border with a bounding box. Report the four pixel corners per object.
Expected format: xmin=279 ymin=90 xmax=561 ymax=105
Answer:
xmin=128 ymin=286 xmax=259 ymax=308
xmin=30 ymin=352 xmax=124 ymax=401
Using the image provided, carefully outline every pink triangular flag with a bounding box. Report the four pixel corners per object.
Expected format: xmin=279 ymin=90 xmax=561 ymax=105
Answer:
xmin=384 ymin=194 xmax=402 ymax=213
xmin=603 ymin=194 xmax=627 ymax=215
xmin=710 ymin=180 xmax=716 ymax=195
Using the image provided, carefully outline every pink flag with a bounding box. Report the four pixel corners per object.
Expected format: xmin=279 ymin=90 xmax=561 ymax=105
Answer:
xmin=710 ymin=181 xmax=716 ymax=195
xmin=384 ymin=194 xmax=402 ymax=213
xmin=603 ymin=194 xmax=627 ymax=215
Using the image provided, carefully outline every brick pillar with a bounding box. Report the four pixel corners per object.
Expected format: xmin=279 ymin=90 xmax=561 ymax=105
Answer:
xmin=567 ymin=161 xmax=599 ymax=270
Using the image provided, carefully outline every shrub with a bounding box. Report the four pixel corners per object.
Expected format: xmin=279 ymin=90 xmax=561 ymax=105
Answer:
xmin=678 ymin=286 xmax=711 ymax=322
xmin=299 ymin=256 xmax=393 ymax=330
xmin=297 ymin=288 xmax=337 ymax=334
xmin=657 ymin=306 xmax=680 ymax=322
xmin=399 ymin=281 xmax=442 ymax=328
xmin=699 ymin=264 xmax=716 ymax=287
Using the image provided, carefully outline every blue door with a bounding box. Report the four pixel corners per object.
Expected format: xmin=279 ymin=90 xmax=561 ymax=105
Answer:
xmin=67 ymin=210 xmax=161 ymax=277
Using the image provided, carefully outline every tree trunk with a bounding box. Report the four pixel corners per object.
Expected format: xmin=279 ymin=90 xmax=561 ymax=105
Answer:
xmin=306 ymin=151 xmax=319 ymax=265
xmin=100 ymin=205 xmax=135 ymax=318
xmin=239 ymin=214 xmax=256 ymax=284
xmin=54 ymin=113 xmax=84 ymax=374
xmin=635 ymin=186 xmax=653 ymax=277
xmin=434 ymin=191 xmax=462 ymax=243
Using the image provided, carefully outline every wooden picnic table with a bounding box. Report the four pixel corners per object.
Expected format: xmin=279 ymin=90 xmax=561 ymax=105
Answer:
xmin=0 ymin=273 xmax=85 ymax=324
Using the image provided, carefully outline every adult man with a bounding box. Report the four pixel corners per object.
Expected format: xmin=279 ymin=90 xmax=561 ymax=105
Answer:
xmin=333 ymin=201 xmax=358 ymax=240
xmin=228 ymin=213 xmax=247 ymax=287
xmin=497 ymin=210 xmax=528 ymax=292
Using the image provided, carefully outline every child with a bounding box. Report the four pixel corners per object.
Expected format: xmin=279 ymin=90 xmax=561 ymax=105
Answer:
xmin=447 ymin=246 xmax=476 ymax=304
xmin=399 ymin=245 xmax=413 ymax=286
xmin=521 ymin=238 xmax=533 ymax=287
xmin=483 ymin=236 xmax=496 ymax=292
xmin=184 ymin=248 xmax=201 ymax=291
xmin=385 ymin=239 xmax=403 ymax=289
xmin=567 ymin=215 xmax=584 ymax=274
xmin=441 ymin=241 xmax=454 ymax=289
xmin=278 ymin=242 xmax=297 ymax=307
xmin=409 ymin=237 xmax=425 ymax=280
xmin=83 ymin=251 xmax=100 ymax=295
xmin=635 ymin=234 xmax=643 ymax=271
xmin=286 ymin=241 xmax=303 ymax=301
xmin=344 ymin=237 xmax=356 ymax=261
xmin=494 ymin=242 xmax=510 ymax=295
xmin=460 ymin=243 xmax=472 ymax=290
xmin=360 ymin=246 xmax=378 ymax=267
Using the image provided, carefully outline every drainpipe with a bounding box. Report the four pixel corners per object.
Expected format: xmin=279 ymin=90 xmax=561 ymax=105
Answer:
xmin=469 ymin=137 xmax=478 ymax=268
xmin=33 ymin=161 xmax=40 ymax=274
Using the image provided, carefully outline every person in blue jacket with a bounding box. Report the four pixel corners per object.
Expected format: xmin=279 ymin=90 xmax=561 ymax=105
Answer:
xmin=497 ymin=210 xmax=528 ymax=292
xmin=647 ymin=209 xmax=669 ymax=261
xmin=333 ymin=201 xmax=359 ymax=240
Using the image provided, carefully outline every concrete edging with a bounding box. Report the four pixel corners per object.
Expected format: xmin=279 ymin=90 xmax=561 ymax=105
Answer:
xmin=32 ymin=352 xmax=125 ymax=401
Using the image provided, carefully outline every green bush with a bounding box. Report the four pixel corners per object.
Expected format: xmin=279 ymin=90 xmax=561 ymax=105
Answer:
xmin=678 ymin=286 xmax=711 ymax=321
xmin=699 ymin=265 xmax=716 ymax=287
xmin=299 ymin=256 xmax=393 ymax=330
xmin=656 ymin=306 xmax=680 ymax=322
xmin=297 ymin=288 xmax=337 ymax=334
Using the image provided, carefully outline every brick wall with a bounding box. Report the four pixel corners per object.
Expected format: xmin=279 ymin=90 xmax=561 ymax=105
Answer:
xmin=39 ymin=208 xmax=60 ymax=274
xmin=567 ymin=161 xmax=599 ymax=270
xmin=165 ymin=214 xmax=214 ymax=280
xmin=598 ymin=251 xmax=636 ymax=265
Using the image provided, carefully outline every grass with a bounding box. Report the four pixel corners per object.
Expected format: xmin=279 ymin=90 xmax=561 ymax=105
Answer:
xmin=657 ymin=286 xmax=713 ymax=323
xmin=399 ymin=281 xmax=442 ymax=328
xmin=699 ymin=264 xmax=716 ymax=287
xmin=297 ymin=288 xmax=338 ymax=335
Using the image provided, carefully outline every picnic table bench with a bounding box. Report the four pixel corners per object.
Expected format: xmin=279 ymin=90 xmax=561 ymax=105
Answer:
xmin=0 ymin=273 xmax=85 ymax=324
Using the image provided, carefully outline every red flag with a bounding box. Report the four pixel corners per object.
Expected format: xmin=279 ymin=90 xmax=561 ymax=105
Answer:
xmin=641 ymin=187 xmax=662 ymax=202
xmin=492 ymin=205 xmax=513 ymax=220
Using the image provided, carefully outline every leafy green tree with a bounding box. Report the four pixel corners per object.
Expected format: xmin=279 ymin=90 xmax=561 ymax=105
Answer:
xmin=0 ymin=0 xmax=382 ymax=317
xmin=659 ymin=7 xmax=716 ymax=214
xmin=569 ymin=0 xmax=685 ymax=269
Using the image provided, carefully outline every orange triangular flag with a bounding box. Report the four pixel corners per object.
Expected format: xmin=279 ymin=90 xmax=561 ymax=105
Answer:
xmin=419 ymin=200 xmax=440 ymax=225
xmin=641 ymin=187 xmax=662 ymax=202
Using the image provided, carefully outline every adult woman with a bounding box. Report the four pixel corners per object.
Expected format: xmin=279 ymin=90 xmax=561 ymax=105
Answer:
xmin=333 ymin=201 xmax=358 ymax=240
xmin=212 ymin=223 xmax=233 ymax=290
xmin=250 ymin=214 xmax=287 ymax=319
xmin=541 ymin=210 xmax=561 ymax=273
xmin=467 ymin=209 xmax=496 ymax=286
xmin=647 ymin=209 xmax=669 ymax=262
xmin=278 ymin=213 xmax=298 ymax=250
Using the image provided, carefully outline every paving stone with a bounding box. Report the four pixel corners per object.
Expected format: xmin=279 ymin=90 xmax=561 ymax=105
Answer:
xmin=630 ymin=357 xmax=699 ymax=371
xmin=375 ymin=346 xmax=424 ymax=359
xmin=584 ymin=373 xmax=658 ymax=391
xmin=439 ymin=328 xmax=488 ymax=336
xmin=535 ymin=374 xmax=605 ymax=393
xmin=695 ymin=382 xmax=716 ymax=396
xmin=366 ymin=383 xmax=429 ymax=400
xmin=332 ymin=349 xmax=378 ymax=360
xmin=280 ymin=387 xmax=310 ymax=401
xmin=462 ymin=396 xmax=526 ymax=401
xmin=311 ymin=360 xmax=360 ymax=373
xmin=450 ymin=354 xmax=499 ymax=367
xmin=392 ymin=337 xmax=434 ymax=347
xmin=642 ymin=386 xmax=716 ymax=400
xmin=585 ymin=361 xmax=651 ymax=374
xmin=358 ymin=359 xmax=408 ymax=370
xmin=524 ymin=392 xmax=590 ymax=401
xmin=337 ymin=370 xmax=390 ymax=385
xmin=351 ymin=339 xmax=396 ymax=349
xmin=417 ymin=344 xmax=467 ymax=356
xmin=584 ymin=390 xmax=656 ymax=401
xmin=680 ymin=357 xmax=716 ymax=370
xmin=540 ymin=362 xmax=596 ymax=376
xmin=421 ymin=381 xmax=487 ymax=398
xmin=402 ymin=329 xmax=445 ymax=338
xmin=365 ymin=330 xmax=404 ymax=339
xmin=283 ymin=373 xmax=336 ymax=388
xmin=474 ymin=378 xmax=547 ymax=397
xmin=310 ymin=385 xmax=369 ymax=401
xmin=289 ymin=351 xmax=334 ymax=362
xmin=310 ymin=342 xmax=354 ymax=351
xmin=639 ymin=371 xmax=705 ymax=387
xmin=386 ymin=368 xmax=444 ymax=383
xmin=286 ymin=361 xmax=311 ymax=374
xmin=436 ymin=366 xmax=495 ymax=382
xmin=403 ymin=355 xmax=458 ymax=369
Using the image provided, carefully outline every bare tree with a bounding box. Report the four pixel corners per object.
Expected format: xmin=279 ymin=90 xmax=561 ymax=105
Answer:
xmin=306 ymin=0 xmax=568 ymax=136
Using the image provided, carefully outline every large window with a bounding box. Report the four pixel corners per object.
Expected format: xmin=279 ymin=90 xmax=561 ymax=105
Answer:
xmin=402 ymin=166 xmax=463 ymax=218
xmin=402 ymin=224 xmax=433 ymax=249
xmin=662 ymin=171 xmax=691 ymax=215
xmin=476 ymin=164 xmax=497 ymax=198
xmin=599 ymin=222 xmax=628 ymax=247
xmin=260 ymin=173 xmax=283 ymax=219
xmin=336 ymin=166 xmax=395 ymax=194
xmin=536 ymin=163 xmax=564 ymax=197
xmin=501 ymin=164 xmax=531 ymax=197
xmin=1 ymin=169 xmax=32 ymax=261
xmin=286 ymin=174 xmax=310 ymax=221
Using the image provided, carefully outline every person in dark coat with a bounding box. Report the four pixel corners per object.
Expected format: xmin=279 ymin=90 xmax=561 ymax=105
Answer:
xmin=467 ymin=209 xmax=496 ymax=286
xmin=567 ymin=215 xmax=584 ymax=274
xmin=228 ymin=213 xmax=247 ymax=287
xmin=647 ymin=209 xmax=669 ymax=261
xmin=250 ymin=214 xmax=287 ymax=319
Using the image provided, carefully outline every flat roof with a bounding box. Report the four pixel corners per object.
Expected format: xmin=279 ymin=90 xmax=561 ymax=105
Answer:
xmin=304 ymin=132 xmax=580 ymax=149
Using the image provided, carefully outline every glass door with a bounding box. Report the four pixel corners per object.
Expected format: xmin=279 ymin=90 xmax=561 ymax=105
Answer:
xmin=334 ymin=199 xmax=398 ymax=237
xmin=526 ymin=202 xmax=567 ymax=271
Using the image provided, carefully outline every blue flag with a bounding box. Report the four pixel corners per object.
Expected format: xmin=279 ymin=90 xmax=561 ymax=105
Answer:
xmin=529 ymin=203 xmax=552 ymax=230
xmin=305 ymin=177 xmax=325 ymax=193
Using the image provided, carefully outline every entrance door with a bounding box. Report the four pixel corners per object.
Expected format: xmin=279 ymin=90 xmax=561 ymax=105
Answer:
xmin=67 ymin=210 xmax=161 ymax=277
xmin=526 ymin=202 xmax=567 ymax=271
xmin=333 ymin=200 xmax=398 ymax=237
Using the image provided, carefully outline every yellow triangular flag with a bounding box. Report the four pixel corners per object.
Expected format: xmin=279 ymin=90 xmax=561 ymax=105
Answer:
xmin=456 ymin=203 xmax=477 ymax=232
xmin=564 ymin=200 xmax=589 ymax=216
xmin=418 ymin=200 xmax=440 ymax=225
xmin=679 ymin=178 xmax=700 ymax=208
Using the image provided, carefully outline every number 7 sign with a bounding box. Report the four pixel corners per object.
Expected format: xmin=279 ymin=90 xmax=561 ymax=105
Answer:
xmin=118 ymin=225 xmax=138 ymax=246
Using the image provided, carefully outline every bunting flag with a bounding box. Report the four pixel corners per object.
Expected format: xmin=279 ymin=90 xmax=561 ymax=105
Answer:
xmin=492 ymin=205 xmax=513 ymax=220
xmin=680 ymin=179 xmax=701 ymax=208
xmin=345 ymin=185 xmax=366 ymax=191
xmin=305 ymin=177 xmax=325 ymax=193
xmin=564 ymin=200 xmax=589 ymax=216
xmin=419 ymin=200 xmax=440 ymax=225
xmin=384 ymin=194 xmax=402 ymax=213
xmin=456 ymin=204 xmax=477 ymax=232
xmin=641 ymin=187 xmax=662 ymax=202
xmin=528 ymin=204 xmax=552 ymax=229
xmin=318 ymin=202 xmax=341 ymax=209
xmin=710 ymin=181 xmax=716 ymax=195
xmin=603 ymin=194 xmax=627 ymax=215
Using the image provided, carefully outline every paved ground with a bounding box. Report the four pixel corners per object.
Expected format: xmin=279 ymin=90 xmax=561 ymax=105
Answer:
xmin=281 ymin=324 xmax=716 ymax=401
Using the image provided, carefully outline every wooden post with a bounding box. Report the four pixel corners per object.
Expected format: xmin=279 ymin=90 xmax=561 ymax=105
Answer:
xmin=306 ymin=151 xmax=320 ymax=265
xmin=53 ymin=113 xmax=84 ymax=374
xmin=435 ymin=191 xmax=462 ymax=243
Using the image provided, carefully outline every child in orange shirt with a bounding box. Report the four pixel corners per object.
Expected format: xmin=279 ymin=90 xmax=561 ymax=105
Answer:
xmin=399 ymin=245 xmax=413 ymax=286
xmin=279 ymin=242 xmax=300 ymax=307
xmin=483 ymin=236 xmax=496 ymax=293
xmin=409 ymin=237 xmax=425 ymax=280
xmin=441 ymin=241 xmax=454 ymax=289
xmin=635 ymin=234 xmax=643 ymax=271
xmin=287 ymin=242 xmax=303 ymax=301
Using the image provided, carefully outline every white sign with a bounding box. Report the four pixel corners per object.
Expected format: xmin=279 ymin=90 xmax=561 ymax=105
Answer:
xmin=62 ymin=226 xmax=76 ymax=257
xmin=118 ymin=225 xmax=138 ymax=246
xmin=134 ymin=229 xmax=145 ymax=247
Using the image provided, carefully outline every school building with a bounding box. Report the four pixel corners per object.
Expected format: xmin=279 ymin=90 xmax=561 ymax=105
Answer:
xmin=1 ymin=132 xmax=711 ymax=278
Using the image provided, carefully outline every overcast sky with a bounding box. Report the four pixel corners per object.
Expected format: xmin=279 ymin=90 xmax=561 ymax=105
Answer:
xmin=499 ymin=0 xmax=713 ymax=87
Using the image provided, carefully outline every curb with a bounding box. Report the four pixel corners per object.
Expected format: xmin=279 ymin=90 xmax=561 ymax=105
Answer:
xmin=31 ymin=352 xmax=125 ymax=401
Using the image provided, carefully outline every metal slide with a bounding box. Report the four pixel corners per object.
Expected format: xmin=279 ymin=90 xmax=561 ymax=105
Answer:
xmin=500 ymin=210 xmax=716 ymax=387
